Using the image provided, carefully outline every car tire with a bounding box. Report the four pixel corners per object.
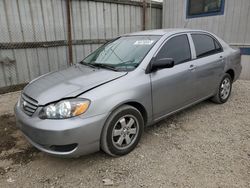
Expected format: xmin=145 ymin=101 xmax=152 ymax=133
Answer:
xmin=211 ymin=73 xmax=232 ymax=104
xmin=101 ymin=105 xmax=144 ymax=157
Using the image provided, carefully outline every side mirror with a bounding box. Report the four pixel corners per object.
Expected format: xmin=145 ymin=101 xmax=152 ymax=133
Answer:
xmin=151 ymin=58 xmax=174 ymax=72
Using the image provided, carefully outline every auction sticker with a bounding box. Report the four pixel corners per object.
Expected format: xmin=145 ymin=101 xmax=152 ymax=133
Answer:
xmin=134 ymin=40 xmax=154 ymax=45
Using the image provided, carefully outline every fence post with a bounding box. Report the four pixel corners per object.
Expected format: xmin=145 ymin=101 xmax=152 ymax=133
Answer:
xmin=66 ymin=0 xmax=73 ymax=66
xmin=142 ymin=0 xmax=147 ymax=30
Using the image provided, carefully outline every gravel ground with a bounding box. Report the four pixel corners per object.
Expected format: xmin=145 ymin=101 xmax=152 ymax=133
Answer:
xmin=0 ymin=80 xmax=250 ymax=188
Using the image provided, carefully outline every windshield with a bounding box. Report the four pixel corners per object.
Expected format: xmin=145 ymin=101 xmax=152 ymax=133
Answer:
xmin=81 ymin=35 xmax=160 ymax=71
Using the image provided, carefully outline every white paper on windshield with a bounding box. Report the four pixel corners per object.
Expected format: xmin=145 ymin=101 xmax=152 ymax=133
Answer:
xmin=134 ymin=40 xmax=154 ymax=45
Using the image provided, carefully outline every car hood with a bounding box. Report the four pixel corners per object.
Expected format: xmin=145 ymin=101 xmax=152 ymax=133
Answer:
xmin=23 ymin=64 xmax=127 ymax=105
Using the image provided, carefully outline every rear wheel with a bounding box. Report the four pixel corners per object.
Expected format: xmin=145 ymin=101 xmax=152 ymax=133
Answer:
xmin=211 ymin=73 xmax=232 ymax=104
xmin=101 ymin=105 xmax=144 ymax=156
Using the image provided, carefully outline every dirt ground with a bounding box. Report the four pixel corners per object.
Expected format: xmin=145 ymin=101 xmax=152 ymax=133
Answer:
xmin=0 ymin=81 xmax=250 ymax=188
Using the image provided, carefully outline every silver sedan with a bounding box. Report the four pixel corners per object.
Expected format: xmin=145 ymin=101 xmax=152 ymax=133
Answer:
xmin=15 ymin=29 xmax=242 ymax=157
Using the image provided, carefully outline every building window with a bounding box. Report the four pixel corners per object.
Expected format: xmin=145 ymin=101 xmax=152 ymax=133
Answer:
xmin=187 ymin=0 xmax=225 ymax=18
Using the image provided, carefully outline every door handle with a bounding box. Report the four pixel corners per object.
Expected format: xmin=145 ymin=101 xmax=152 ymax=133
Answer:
xmin=219 ymin=56 xmax=225 ymax=63
xmin=189 ymin=64 xmax=196 ymax=71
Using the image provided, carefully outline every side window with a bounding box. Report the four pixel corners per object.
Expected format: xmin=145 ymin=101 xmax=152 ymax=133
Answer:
xmin=191 ymin=34 xmax=222 ymax=58
xmin=214 ymin=39 xmax=222 ymax=51
xmin=156 ymin=35 xmax=191 ymax=65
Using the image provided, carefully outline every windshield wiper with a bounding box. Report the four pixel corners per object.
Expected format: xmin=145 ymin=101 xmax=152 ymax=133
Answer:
xmin=79 ymin=61 xmax=97 ymax=69
xmin=91 ymin=63 xmax=118 ymax=71
xmin=116 ymin=60 xmax=134 ymax=66
xmin=115 ymin=60 xmax=139 ymax=69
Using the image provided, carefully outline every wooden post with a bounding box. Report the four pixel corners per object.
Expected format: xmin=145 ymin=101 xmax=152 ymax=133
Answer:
xmin=66 ymin=0 xmax=73 ymax=66
xmin=142 ymin=0 xmax=147 ymax=30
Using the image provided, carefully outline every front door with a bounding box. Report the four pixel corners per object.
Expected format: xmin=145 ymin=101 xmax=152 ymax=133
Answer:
xmin=150 ymin=34 xmax=197 ymax=120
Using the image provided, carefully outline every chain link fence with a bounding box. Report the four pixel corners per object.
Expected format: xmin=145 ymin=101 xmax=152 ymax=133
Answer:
xmin=0 ymin=0 xmax=162 ymax=93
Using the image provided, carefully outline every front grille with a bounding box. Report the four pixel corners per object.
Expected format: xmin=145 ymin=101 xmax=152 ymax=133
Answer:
xmin=20 ymin=93 xmax=38 ymax=116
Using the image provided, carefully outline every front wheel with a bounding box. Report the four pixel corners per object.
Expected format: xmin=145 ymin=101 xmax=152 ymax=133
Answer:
xmin=211 ymin=73 xmax=232 ymax=104
xmin=101 ymin=105 xmax=144 ymax=157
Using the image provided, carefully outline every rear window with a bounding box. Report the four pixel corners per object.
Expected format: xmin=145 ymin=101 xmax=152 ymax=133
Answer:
xmin=191 ymin=34 xmax=222 ymax=58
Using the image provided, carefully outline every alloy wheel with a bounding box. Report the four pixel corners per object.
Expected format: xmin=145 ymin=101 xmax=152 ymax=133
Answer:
xmin=112 ymin=115 xmax=139 ymax=150
xmin=220 ymin=77 xmax=231 ymax=100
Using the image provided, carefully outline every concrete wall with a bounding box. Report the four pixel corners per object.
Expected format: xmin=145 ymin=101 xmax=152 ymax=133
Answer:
xmin=241 ymin=55 xmax=250 ymax=80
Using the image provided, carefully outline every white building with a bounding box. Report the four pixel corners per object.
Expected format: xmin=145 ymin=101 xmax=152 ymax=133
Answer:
xmin=162 ymin=0 xmax=250 ymax=80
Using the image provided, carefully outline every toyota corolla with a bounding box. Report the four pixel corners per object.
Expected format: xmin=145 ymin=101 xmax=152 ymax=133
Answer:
xmin=15 ymin=29 xmax=242 ymax=157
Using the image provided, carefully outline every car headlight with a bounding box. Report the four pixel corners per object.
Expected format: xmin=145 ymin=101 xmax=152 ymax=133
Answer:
xmin=39 ymin=99 xmax=90 ymax=119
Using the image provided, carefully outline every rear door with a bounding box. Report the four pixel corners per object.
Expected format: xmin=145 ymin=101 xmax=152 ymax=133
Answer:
xmin=150 ymin=34 xmax=197 ymax=120
xmin=189 ymin=33 xmax=225 ymax=98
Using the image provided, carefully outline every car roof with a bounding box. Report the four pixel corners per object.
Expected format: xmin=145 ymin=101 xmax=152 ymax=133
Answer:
xmin=124 ymin=28 xmax=206 ymax=36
